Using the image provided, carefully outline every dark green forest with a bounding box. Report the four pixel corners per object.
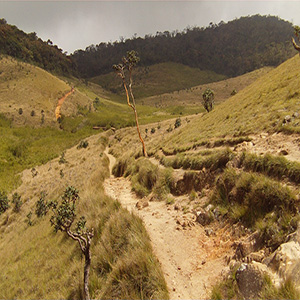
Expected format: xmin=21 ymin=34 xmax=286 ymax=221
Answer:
xmin=0 ymin=18 xmax=75 ymax=75
xmin=0 ymin=15 xmax=296 ymax=79
xmin=72 ymin=15 xmax=295 ymax=78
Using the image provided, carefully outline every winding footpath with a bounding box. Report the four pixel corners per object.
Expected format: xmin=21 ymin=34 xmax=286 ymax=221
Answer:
xmin=55 ymin=88 xmax=74 ymax=120
xmin=103 ymin=148 xmax=231 ymax=299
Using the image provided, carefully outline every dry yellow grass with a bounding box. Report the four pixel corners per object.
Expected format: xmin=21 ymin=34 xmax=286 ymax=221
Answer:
xmin=0 ymin=132 xmax=168 ymax=299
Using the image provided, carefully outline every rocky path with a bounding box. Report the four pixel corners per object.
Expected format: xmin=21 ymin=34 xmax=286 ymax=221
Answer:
xmin=103 ymin=148 xmax=232 ymax=299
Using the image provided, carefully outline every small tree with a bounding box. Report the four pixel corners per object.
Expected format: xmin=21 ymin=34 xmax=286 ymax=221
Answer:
xmin=202 ymin=88 xmax=215 ymax=112
xmin=12 ymin=192 xmax=22 ymax=213
xmin=292 ymin=25 xmax=300 ymax=54
xmin=113 ymin=51 xmax=147 ymax=157
xmin=0 ymin=191 xmax=9 ymax=214
xmin=50 ymin=186 xmax=93 ymax=300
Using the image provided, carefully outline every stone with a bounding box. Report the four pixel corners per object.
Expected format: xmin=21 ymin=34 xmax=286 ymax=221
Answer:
xmin=268 ymin=241 xmax=300 ymax=290
xmin=247 ymin=250 xmax=265 ymax=263
xmin=174 ymin=203 xmax=181 ymax=211
xmin=283 ymin=115 xmax=292 ymax=123
xmin=236 ymin=263 xmax=264 ymax=299
xmin=195 ymin=209 xmax=212 ymax=226
xmin=293 ymin=112 xmax=299 ymax=118
xmin=136 ymin=199 xmax=149 ymax=210
xmin=205 ymin=228 xmax=215 ymax=237
xmin=279 ymin=149 xmax=289 ymax=156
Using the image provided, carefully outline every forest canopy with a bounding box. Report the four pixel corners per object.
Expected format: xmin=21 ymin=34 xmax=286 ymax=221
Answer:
xmin=72 ymin=15 xmax=295 ymax=78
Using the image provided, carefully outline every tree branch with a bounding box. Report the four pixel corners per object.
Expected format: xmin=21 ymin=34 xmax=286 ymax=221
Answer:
xmin=292 ymin=37 xmax=300 ymax=53
xmin=66 ymin=229 xmax=87 ymax=253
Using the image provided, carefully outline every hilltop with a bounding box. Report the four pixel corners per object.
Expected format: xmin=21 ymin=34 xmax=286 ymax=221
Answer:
xmin=0 ymin=19 xmax=74 ymax=75
xmin=72 ymin=15 xmax=294 ymax=78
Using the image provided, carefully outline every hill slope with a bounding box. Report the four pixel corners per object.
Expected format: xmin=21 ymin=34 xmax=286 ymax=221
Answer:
xmin=0 ymin=55 xmax=92 ymax=127
xmin=72 ymin=15 xmax=295 ymax=78
xmin=106 ymin=54 xmax=300 ymax=298
xmin=90 ymin=62 xmax=227 ymax=99
xmin=141 ymin=66 xmax=273 ymax=107
xmin=0 ymin=18 xmax=74 ymax=75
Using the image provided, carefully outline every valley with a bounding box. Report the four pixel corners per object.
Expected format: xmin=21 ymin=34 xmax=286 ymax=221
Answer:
xmin=1 ymin=13 xmax=300 ymax=300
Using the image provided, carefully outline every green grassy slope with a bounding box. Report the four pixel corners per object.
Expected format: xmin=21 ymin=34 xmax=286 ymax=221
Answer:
xmin=160 ymin=54 xmax=300 ymax=152
xmin=141 ymin=67 xmax=273 ymax=107
xmin=90 ymin=62 xmax=227 ymax=99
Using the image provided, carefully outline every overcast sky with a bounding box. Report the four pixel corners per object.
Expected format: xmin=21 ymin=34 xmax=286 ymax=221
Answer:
xmin=1 ymin=1 xmax=300 ymax=54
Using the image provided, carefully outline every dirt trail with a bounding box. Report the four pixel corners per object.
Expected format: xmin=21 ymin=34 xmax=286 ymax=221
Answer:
xmin=55 ymin=88 xmax=74 ymax=120
xmin=103 ymin=148 xmax=232 ymax=299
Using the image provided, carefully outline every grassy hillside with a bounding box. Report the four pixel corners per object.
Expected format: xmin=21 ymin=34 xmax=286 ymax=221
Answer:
xmin=160 ymin=54 xmax=300 ymax=152
xmin=108 ymin=54 xmax=300 ymax=298
xmin=90 ymin=62 xmax=227 ymax=99
xmin=0 ymin=133 xmax=168 ymax=299
xmin=141 ymin=67 xmax=273 ymax=107
xmin=0 ymin=55 xmax=70 ymax=126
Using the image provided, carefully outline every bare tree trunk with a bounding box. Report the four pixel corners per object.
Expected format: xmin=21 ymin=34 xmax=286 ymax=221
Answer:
xmin=122 ymin=81 xmax=147 ymax=157
xmin=292 ymin=37 xmax=300 ymax=54
xmin=83 ymin=247 xmax=91 ymax=300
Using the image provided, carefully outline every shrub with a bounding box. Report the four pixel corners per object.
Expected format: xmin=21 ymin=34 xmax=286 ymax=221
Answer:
xmin=0 ymin=191 xmax=9 ymax=214
xmin=59 ymin=151 xmax=67 ymax=164
xmin=18 ymin=108 xmax=23 ymax=115
xmin=241 ymin=152 xmax=300 ymax=184
xmin=131 ymin=158 xmax=159 ymax=197
xmin=35 ymin=191 xmax=48 ymax=218
xmin=174 ymin=118 xmax=181 ymax=128
xmin=202 ymin=88 xmax=214 ymax=112
xmin=77 ymin=140 xmax=89 ymax=149
xmin=12 ymin=192 xmax=22 ymax=213
xmin=212 ymin=169 xmax=297 ymax=241
xmin=30 ymin=110 xmax=35 ymax=117
xmin=151 ymin=128 xmax=156 ymax=134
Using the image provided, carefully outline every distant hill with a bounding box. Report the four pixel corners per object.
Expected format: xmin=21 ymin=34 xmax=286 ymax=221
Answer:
xmin=0 ymin=18 xmax=75 ymax=75
xmin=140 ymin=66 xmax=274 ymax=107
xmin=90 ymin=62 xmax=227 ymax=99
xmin=72 ymin=15 xmax=296 ymax=78
xmin=0 ymin=55 xmax=91 ymax=127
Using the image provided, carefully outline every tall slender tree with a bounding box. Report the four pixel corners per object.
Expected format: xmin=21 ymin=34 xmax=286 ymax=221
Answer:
xmin=113 ymin=50 xmax=147 ymax=157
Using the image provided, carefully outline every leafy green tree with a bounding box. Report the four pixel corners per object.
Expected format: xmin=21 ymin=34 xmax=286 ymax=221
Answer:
xmin=113 ymin=50 xmax=147 ymax=157
xmin=50 ymin=186 xmax=93 ymax=300
xmin=292 ymin=25 xmax=300 ymax=53
xmin=202 ymin=88 xmax=215 ymax=112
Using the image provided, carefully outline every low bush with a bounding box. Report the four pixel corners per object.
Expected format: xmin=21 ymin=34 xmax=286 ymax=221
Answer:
xmin=0 ymin=191 xmax=9 ymax=214
xmin=212 ymin=169 xmax=298 ymax=248
xmin=241 ymin=152 xmax=300 ymax=184
xmin=160 ymin=148 xmax=234 ymax=171
xmin=131 ymin=158 xmax=159 ymax=198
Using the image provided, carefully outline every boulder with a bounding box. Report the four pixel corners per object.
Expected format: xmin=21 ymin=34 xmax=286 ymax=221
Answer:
xmin=235 ymin=263 xmax=264 ymax=299
xmin=269 ymin=241 xmax=300 ymax=290
xmin=195 ymin=209 xmax=212 ymax=226
xmin=135 ymin=199 xmax=149 ymax=210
